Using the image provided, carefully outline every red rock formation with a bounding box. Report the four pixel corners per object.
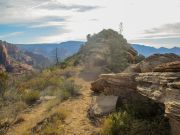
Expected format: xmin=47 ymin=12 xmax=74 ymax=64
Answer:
xmin=0 ymin=40 xmax=34 ymax=73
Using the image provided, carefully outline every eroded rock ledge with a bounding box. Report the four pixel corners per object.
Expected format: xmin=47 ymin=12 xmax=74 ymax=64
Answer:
xmin=90 ymin=55 xmax=180 ymax=135
xmin=136 ymin=71 xmax=180 ymax=135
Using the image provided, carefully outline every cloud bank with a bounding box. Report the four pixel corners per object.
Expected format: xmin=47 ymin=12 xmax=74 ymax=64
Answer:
xmin=0 ymin=0 xmax=180 ymax=48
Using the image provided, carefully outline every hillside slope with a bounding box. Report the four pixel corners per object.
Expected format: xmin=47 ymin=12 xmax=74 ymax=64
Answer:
xmin=65 ymin=29 xmax=140 ymax=73
xmin=0 ymin=40 xmax=50 ymax=73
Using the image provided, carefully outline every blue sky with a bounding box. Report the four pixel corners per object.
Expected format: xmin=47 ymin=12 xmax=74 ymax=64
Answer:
xmin=0 ymin=0 xmax=180 ymax=48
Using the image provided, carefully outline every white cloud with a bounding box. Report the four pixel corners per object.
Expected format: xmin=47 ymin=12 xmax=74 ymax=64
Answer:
xmin=0 ymin=32 xmax=23 ymax=38
xmin=0 ymin=0 xmax=180 ymax=47
xmin=29 ymin=21 xmax=66 ymax=28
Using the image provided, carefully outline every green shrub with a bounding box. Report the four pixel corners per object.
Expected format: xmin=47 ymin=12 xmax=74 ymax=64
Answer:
xmin=17 ymin=68 xmax=80 ymax=103
xmin=100 ymin=112 xmax=170 ymax=135
xmin=60 ymin=79 xmax=80 ymax=100
xmin=23 ymin=90 xmax=40 ymax=105
xmin=101 ymin=97 xmax=170 ymax=135
xmin=101 ymin=112 xmax=131 ymax=135
xmin=116 ymin=98 xmax=164 ymax=120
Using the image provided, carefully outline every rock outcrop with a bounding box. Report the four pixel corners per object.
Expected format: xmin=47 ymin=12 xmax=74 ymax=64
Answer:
xmin=154 ymin=61 xmax=180 ymax=72
xmin=124 ymin=54 xmax=180 ymax=73
xmin=89 ymin=95 xmax=118 ymax=116
xmin=0 ymin=42 xmax=10 ymax=67
xmin=66 ymin=29 xmax=139 ymax=73
xmin=0 ymin=40 xmax=34 ymax=73
xmin=0 ymin=40 xmax=51 ymax=73
xmin=91 ymin=73 xmax=137 ymax=96
xmin=136 ymin=62 xmax=180 ymax=135
xmin=90 ymin=54 xmax=180 ymax=135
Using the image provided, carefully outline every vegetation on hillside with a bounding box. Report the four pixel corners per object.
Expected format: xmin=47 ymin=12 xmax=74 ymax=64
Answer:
xmin=0 ymin=67 xmax=80 ymax=134
xmin=65 ymin=29 xmax=144 ymax=73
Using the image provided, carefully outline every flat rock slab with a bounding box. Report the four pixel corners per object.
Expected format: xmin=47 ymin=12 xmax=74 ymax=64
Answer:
xmin=90 ymin=95 xmax=118 ymax=116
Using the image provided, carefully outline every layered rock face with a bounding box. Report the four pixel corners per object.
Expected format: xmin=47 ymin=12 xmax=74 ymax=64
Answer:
xmin=154 ymin=61 xmax=180 ymax=72
xmin=91 ymin=73 xmax=137 ymax=97
xmin=136 ymin=62 xmax=180 ymax=135
xmin=91 ymin=54 xmax=180 ymax=135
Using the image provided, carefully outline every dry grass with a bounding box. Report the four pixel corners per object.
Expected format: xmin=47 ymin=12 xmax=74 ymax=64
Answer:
xmin=31 ymin=108 xmax=69 ymax=135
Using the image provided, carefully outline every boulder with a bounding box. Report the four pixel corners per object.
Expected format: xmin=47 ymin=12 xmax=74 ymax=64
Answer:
xmin=89 ymin=95 xmax=118 ymax=116
xmin=91 ymin=73 xmax=137 ymax=96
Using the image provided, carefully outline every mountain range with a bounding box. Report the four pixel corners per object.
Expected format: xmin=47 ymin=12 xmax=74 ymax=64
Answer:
xmin=132 ymin=44 xmax=180 ymax=57
xmin=16 ymin=41 xmax=179 ymax=60
xmin=16 ymin=41 xmax=84 ymax=61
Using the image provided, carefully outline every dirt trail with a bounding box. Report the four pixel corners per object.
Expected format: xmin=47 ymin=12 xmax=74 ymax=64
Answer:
xmin=60 ymin=77 xmax=99 ymax=135
xmin=7 ymin=76 xmax=98 ymax=135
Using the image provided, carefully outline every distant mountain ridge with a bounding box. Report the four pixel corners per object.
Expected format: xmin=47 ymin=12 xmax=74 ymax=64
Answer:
xmin=16 ymin=41 xmax=84 ymax=61
xmin=16 ymin=41 xmax=179 ymax=60
xmin=132 ymin=44 xmax=180 ymax=57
